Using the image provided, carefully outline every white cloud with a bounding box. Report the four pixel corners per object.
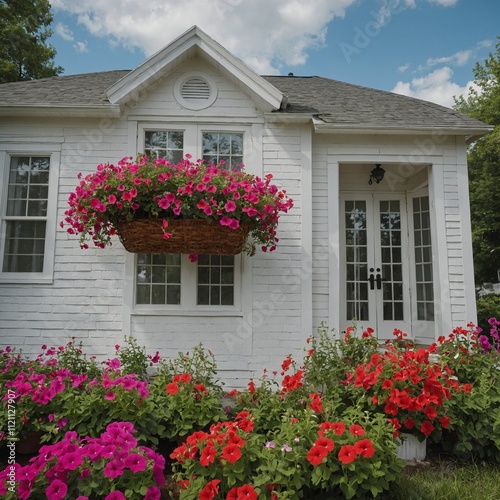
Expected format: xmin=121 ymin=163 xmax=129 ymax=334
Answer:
xmin=398 ymin=63 xmax=410 ymax=73
xmin=375 ymin=0 xmax=457 ymax=27
xmin=50 ymin=0 xmax=357 ymax=74
xmin=392 ymin=66 xmax=478 ymax=108
xmin=427 ymin=49 xmax=472 ymax=68
xmin=73 ymin=41 xmax=88 ymax=54
xmin=428 ymin=0 xmax=459 ymax=6
xmin=55 ymin=22 xmax=74 ymax=41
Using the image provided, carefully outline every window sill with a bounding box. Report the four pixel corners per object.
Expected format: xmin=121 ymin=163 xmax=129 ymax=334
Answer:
xmin=131 ymin=307 xmax=243 ymax=317
xmin=0 ymin=276 xmax=53 ymax=285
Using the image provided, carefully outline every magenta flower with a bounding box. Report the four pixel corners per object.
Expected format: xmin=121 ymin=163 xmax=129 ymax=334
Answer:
xmin=106 ymin=358 xmax=121 ymax=370
xmin=45 ymin=479 xmax=68 ymax=500
xmin=84 ymin=443 xmax=104 ymax=461
xmin=145 ymin=486 xmax=161 ymax=500
xmin=105 ymin=491 xmax=127 ymax=500
xmin=224 ymin=200 xmax=237 ymax=212
xmin=60 ymin=451 xmax=83 ymax=470
xmin=17 ymin=480 xmax=32 ymax=500
xmin=105 ymin=391 xmax=116 ymax=401
xmin=103 ymin=460 xmax=125 ymax=479
xmin=125 ymin=453 xmax=147 ymax=473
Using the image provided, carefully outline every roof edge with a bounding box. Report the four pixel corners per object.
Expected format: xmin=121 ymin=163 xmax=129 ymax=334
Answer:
xmin=106 ymin=26 xmax=283 ymax=111
xmin=0 ymin=104 xmax=121 ymax=118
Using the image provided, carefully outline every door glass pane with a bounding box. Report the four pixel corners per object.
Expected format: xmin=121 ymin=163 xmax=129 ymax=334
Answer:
xmin=413 ymin=196 xmax=434 ymax=321
xmin=380 ymin=200 xmax=403 ymax=321
xmin=344 ymin=201 xmax=368 ymax=321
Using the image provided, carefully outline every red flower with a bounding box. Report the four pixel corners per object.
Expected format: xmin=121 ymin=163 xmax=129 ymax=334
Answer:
xmin=438 ymin=416 xmax=451 ymax=429
xmin=424 ymin=405 xmax=438 ymax=419
xmin=200 ymin=446 xmax=217 ymax=466
xmin=319 ymin=421 xmax=345 ymax=436
xmin=236 ymin=484 xmax=258 ymax=499
xmin=382 ymin=379 xmax=394 ymax=389
xmin=420 ymin=420 xmax=435 ymax=436
xmin=349 ymin=424 xmax=365 ymax=437
xmin=236 ymin=419 xmax=254 ymax=432
xmin=306 ymin=445 xmax=328 ymax=465
xmin=178 ymin=479 xmax=190 ymax=490
xmin=354 ymin=439 xmax=375 ymax=458
xmin=248 ymin=380 xmax=255 ymax=394
xmin=227 ymin=487 xmax=238 ymax=500
xmin=309 ymin=393 xmax=323 ymax=413
xmin=314 ymin=437 xmax=334 ymax=452
xmin=281 ymin=357 xmax=293 ymax=372
xmin=338 ymin=445 xmax=357 ymax=464
xmin=403 ymin=418 xmax=415 ymax=430
xmin=199 ymin=479 xmax=220 ymax=500
xmin=221 ymin=443 xmax=242 ymax=464
xmin=173 ymin=373 xmax=191 ymax=384
xmin=166 ymin=382 xmax=178 ymax=395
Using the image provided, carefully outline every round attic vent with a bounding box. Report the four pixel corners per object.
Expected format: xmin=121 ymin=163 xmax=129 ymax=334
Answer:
xmin=174 ymin=72 xmax=217 ymax=110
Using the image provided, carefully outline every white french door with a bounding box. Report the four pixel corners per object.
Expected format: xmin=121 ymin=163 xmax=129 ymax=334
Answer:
xmin=340 ymin=194 xmax=411 ymax=339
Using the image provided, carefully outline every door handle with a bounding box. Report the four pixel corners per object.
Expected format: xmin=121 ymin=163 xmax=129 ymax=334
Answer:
xmin=375 ymin=268 xmax=386 ymax=290
xmin=368 ymin=268 xmax=375 ymax=290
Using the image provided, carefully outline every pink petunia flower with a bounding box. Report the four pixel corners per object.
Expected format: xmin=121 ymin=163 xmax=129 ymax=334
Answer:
xmin=103 ymin=460 xmax=125 ymax=479
xmin=45 ymin=479 xmax=68 ymax=500
xmin=124 ymin=453 xmax=148 ymax=473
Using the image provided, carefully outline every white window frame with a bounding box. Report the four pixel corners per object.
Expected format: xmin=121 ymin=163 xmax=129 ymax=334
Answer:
xmin=0 ymin=145 xmax=60 ymax=284
xmin=123 ymin=123 xmax=255 ymax=318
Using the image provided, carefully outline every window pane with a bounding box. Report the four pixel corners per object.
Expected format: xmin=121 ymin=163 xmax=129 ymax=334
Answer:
xmin=144 ymin=130 xmax=184 ymax=162
xmin=135 ymin=253 xmax=181 ymax=305
xmin=413 ymin=196 xmax=434 ymax=321
xmin=202 ymin=132 xmax=244 ymax=170
xmin=197 ymin=255 xmax=235 ymax=305
xmin=6 ymin=156 xmax=50 ymax=217
xmin=2 ymin=221 xmax=46 ymax=273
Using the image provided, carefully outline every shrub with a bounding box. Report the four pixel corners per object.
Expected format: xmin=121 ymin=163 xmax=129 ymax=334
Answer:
xmin=436 ymin=324 xmax=500 ymax=461
xmin=0 ymin=422 xmax=165 ymax=499
xmin=476 ymin=293 xmax=500 ymax=334
xmin=170 ymin=408 xmax=403 ymax=499
xmin=148 ymin=344 xmax=228 ymax=440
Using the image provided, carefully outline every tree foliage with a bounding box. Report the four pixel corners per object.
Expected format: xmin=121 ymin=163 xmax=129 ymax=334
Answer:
xmin=0 ymin=0 xmax=62 ymax=83
xmin=454 ymin=38 xmax=500 ymax=285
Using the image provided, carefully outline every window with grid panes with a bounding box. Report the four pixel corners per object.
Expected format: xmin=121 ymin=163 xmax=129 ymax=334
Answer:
xmin=135 ymin=129 xmax=241 ymax=307
xmin=202 ymin=132 xmax=243 ymax=171
xmin=2 ymin=156 xmax=50 ymax=273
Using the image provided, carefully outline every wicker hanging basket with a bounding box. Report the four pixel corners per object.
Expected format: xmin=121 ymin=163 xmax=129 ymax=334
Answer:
xmin=115 ymin=218 xmax=251 ymax=255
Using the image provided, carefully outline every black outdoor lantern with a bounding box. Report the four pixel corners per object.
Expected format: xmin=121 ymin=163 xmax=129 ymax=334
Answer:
xmin=368 ymin=164 xmax=385 ymax=185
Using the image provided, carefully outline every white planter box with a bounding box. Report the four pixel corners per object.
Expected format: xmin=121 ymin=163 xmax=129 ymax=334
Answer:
xmin=397 ymin=433 xmax=427 ymax=461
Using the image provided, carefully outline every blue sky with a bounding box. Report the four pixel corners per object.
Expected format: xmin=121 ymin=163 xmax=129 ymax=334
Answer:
xmin=49 ymin=0 xmax=499 ymax=108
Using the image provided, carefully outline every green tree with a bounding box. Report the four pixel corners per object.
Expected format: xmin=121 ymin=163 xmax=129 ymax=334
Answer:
xmin=0 ymin=0 xmax=62 ymax=83
xmin=455 ymin=38 xmax=500 ymax=285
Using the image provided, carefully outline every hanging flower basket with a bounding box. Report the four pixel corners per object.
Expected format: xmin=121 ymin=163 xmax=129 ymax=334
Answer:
xmin=116 ymin=218 xmax=251 ymax=255
xmin=62 ymin=155 xmax=293 ymax=256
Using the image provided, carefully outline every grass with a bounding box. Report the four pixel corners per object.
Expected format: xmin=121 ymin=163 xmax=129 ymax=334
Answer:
xmin=381 ymin=453 xmax=500 ymax=500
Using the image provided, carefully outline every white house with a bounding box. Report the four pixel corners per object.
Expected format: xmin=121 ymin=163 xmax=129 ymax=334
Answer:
xmin=0 ymin=26 xmax=491 ymax=386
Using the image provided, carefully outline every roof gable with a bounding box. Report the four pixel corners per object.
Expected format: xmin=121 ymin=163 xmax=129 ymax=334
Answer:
xmin=105 ymin=26 xmax=283 ymax=112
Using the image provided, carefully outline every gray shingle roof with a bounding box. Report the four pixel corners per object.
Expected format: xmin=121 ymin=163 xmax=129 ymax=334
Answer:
xmin=264 ymin=75 xmax=489 ymax=131
xmin=0 ymin=71 xmax=129 ymax=105
xmin=0 ymin=70 xmax=490 ymax=132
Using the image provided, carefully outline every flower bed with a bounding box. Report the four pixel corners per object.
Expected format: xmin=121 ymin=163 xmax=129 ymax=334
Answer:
xmin=1 ymin=322 xmax=500 ymax=498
